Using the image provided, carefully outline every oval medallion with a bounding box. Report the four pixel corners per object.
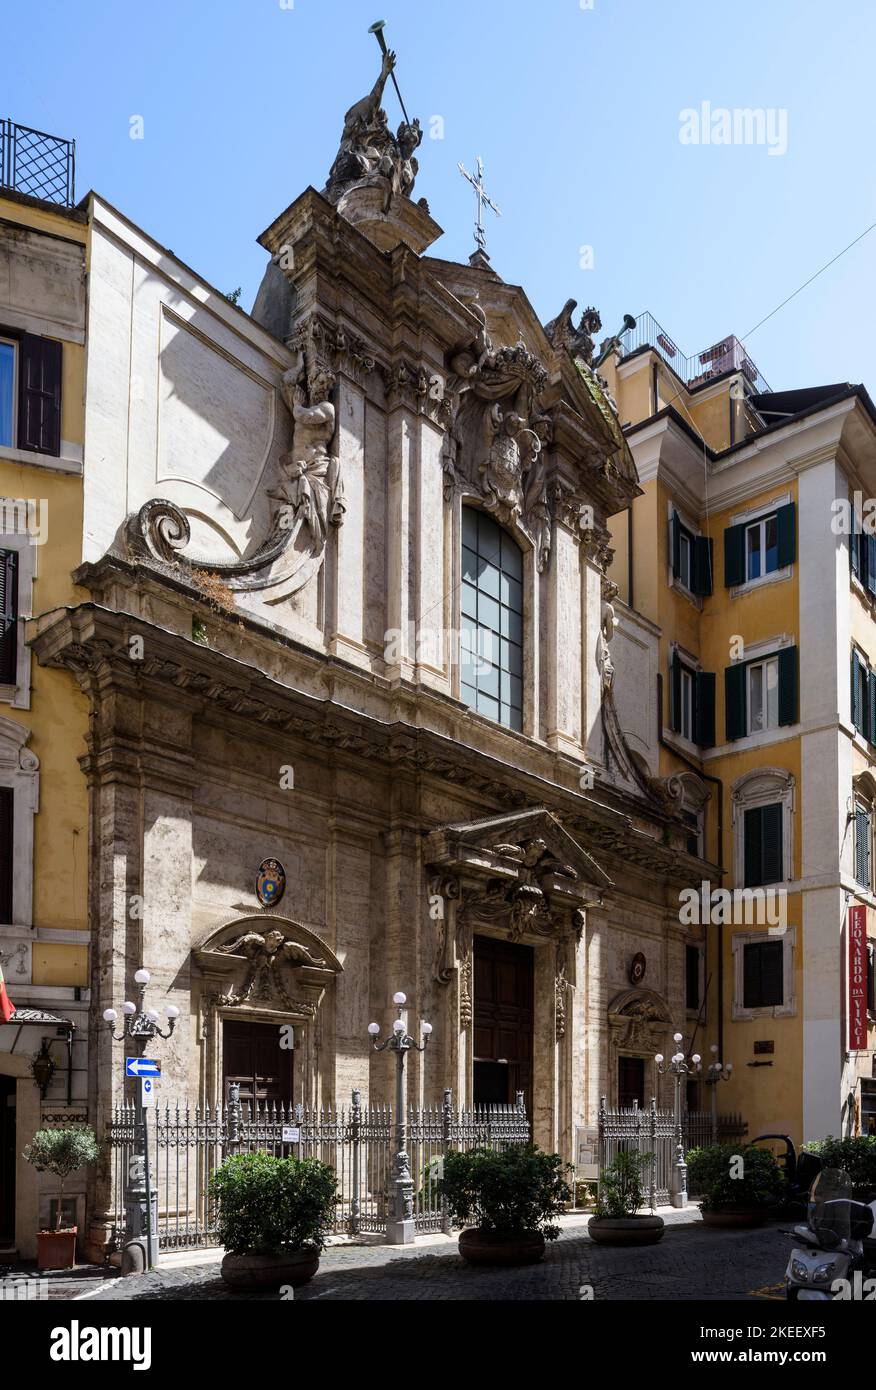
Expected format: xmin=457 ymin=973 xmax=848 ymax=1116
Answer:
xmin=256 ymin=858 xmax=286 ymax=908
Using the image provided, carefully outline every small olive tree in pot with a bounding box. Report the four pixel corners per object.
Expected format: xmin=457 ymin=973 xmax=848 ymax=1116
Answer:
xmin=588 ymin=1150 xmax=664 ymax=1245
xmin=23 ymin=1125 xmax=100 ymax=1270
xmin=439 ymin=1143 xmax=572 ymax=1265
xmin=209 ymin=1151 xmax=338 ymax=1289
xmin=687 ymin=1144 xmax=785 ymax=1227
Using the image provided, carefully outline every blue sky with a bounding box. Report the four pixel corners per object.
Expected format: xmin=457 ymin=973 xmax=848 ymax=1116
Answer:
xmin=5 ymin=0 xmax=876 ymax=394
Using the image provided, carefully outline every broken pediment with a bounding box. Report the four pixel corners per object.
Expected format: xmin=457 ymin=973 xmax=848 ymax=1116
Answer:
xmin=426 ymin=806 xmax=612 ymax=902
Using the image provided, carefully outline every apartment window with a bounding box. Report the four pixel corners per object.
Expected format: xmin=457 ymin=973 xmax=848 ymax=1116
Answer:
xmin=0 ymin=340 xmax=15 ymax=448
xmin=743 ymin=802 xmax=783 ymax=886
xmin=0 ymin=328 xmax=62 ymax=457
xmin=851 ymin=649 xmax=876 ymax=743
xmin=742 ymin=940 xmax=784 ymax=1009
xmin=685 ymin=944 xmax=701 ymax=1011
xmin=670 ymin=650 xmax=715 ymax=747
xmin=867 ymin=942 xmax=875 ymax=1017
xmin=850 ymin=522 xmax=876 ymax=601
xmin=855 ymin=804 xmax=872 ymax=890
xmin=670 ymin=511 xmax=712 ymax=595
xmin=725 ymin=646 xmax=798 ymax=741
xmin=747 ymin=656 xmax=779 ymax=734
xmin=0 ymin=785 xmax=12 ymax=923
xmin=724 ymin=502 xmax=795 ymax=587
xmin=461 ymin=507 xmax=523 ymax=732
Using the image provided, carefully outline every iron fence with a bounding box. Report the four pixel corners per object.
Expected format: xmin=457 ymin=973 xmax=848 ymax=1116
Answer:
xmin=105 ymin=1088 xmax=530 ymax=1252
xmin=0 ymin=119 xmax=75 ymax=207
xmin=598 ymin=1098 xmax=747 ymax=1207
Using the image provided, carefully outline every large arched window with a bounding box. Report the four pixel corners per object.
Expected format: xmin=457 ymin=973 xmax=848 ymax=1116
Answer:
xmin=460 ymin=507 xmax=523 ymax=731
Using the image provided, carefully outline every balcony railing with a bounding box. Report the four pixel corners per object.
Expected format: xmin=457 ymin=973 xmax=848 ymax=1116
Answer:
xmin=0 ymin=119 xmax=75 ymax=207
xmin=620 ymin=309 xmax=770 ymax=395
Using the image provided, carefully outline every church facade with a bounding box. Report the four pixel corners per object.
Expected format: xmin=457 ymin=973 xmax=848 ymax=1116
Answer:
xmin=27 ymin=62 xmax=708 ymax=1256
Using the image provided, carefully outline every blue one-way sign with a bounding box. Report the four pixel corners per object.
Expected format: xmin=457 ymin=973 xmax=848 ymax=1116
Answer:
xmin=125 ymin=1057 xmax=161 ymax=1077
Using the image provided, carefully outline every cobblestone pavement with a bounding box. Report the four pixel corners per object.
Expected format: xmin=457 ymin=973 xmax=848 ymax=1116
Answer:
xmin=74 ymin=1218 xmax=792 ymax=1302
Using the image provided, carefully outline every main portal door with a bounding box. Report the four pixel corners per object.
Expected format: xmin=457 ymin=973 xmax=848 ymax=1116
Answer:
xmin=223 ymin=1019 xmax=293 ymax=1108
xmin=472 ymin=936 xmax=533 ymax=1114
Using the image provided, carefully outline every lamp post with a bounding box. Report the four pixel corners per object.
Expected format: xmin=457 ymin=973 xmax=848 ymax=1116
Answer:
xmin=103 ymin=968 xmax=179 ymax=1274
xmin=705 ymin=1043 xmax=733 ymax=1144
xmin=368 ymin=991 xmax=431 ymax=1245
xmin=655 ymin=1032 xmax=701 ymax=1209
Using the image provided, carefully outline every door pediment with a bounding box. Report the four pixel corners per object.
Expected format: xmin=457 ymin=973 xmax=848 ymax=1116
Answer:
xmin=425 ymin=806 xmax=612 ymax=901
xmin=193 ymin=914 xmax=341 ymax=1021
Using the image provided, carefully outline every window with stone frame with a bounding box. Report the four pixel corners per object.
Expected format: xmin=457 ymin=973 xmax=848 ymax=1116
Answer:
xmin=732 ymin=927 xmax=797 ymax=1020
xmin=731 ymin=767 xmax=795 ymax=889
xmin=460 ymin=507 xmax=523 ymax=732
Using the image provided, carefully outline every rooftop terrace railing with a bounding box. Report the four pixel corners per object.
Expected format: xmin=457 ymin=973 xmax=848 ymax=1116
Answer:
xmin=620 ymin=309 xmax=770 ymax=395
xmin=0 ymin=119 xmax=75 ymax=207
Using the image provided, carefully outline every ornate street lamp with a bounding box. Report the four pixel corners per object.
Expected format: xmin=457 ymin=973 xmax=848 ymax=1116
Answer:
xmin=655 ymin=1032 xmax=701 ymax=1209
xmin=368 ymin=991 xmax=431 ymax=1245
xmin=705 ymin=1043 xmax=733 ymax=1144
xmin=103 ymin=968 xmax=180 ymax=1273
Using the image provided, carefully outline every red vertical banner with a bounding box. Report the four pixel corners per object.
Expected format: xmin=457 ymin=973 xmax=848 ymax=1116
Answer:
xmin=849 ymin=904 xmax=868 ymax=1052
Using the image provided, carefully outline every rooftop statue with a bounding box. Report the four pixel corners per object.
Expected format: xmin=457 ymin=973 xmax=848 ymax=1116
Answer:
xmin=323 ymin=48 xmax=423 ymax=210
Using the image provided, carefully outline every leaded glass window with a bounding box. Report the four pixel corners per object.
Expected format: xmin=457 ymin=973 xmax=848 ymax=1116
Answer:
xmin=461 ymin=508 xmax=523 ymax=731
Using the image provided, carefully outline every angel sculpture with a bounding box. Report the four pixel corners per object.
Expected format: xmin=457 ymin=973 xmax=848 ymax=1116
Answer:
xmin=216 ymin=929 xmax=328 ymax=969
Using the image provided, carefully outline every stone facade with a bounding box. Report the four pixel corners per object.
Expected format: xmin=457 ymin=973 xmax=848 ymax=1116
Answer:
xmin=27 ymin=79 xmax=708 ymax=1257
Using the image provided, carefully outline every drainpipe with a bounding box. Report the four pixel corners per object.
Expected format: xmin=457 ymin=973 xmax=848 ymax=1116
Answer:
xmin=627 ymin=508 xmax=635 ymax=610
xmin=657 ymin=673 xmax=725 ymax=1066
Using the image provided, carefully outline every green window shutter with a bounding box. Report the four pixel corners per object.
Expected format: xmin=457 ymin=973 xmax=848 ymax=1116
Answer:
xmin=670 ymin=512 xmax=681 ymax=579
xmin=761 ymin=803 xmax=783 ymax=883
xmin=0 ymin=551 xmax=18 ymax=687
xmin=724 ymin=523 xmax=746 ymax=587
xmin=856 ymin=808 xmax=871 ymax=887
xmin=669 ymin=650 xmax=682 ymax=733
xmin=744 ymin=806 xmax=763 ymax=887
xmin=691 ymin=535 xmax=714 ymax=596
xmin=777 ymin=646 xmax=798 ymax=727
xmin=0 ymin=786 xmax=12 ymax=923
xmin=869 ymin=671 xmax=876 ymax=746
xmin=694 ymin=671 xmax=716 ymax=748
xmin=852 ymin=650 xmax=862 ymax=731
xmin=851 ymin=527 xmax=861 ymax=579
xmin=775 ymin=502 xmax=796 ymax=567
xmin=867 ymin=535 xmax=876 ymax=599
xmin=745 ymin=940 xmax=785 ymax=1008
xmin=725 ymin=662 xmax=747 ymax=741
xmin=18 ymin=334 xmax=62 ymax=457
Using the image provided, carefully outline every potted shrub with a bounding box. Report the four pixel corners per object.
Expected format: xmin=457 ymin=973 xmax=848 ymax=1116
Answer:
xmin=209 ymin=1150 xmax=337 ymax=1289
xmin=588 ymin=1150 xmax=664 ymax=1245
xmin=802 ymin=1137 xmax=876 ymax=1201
xmin=23 ymin=1125 xmax=99 ymax=1270
xmin=439 ymin=1143 xmax=572 ymax=1266
xmin=687 ymin=1143 xmax=785 ymax=1227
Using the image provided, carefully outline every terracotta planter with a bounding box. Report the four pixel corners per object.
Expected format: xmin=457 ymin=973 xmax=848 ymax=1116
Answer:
xmin=458 ymin=1228 xmax=546 ymax=1266
xmin=700 ymin=1206 xmax=768 ymax=1228
xmin=587 ymin=1215 xmax=665 ymax=1246
xmin=37 ymin=1227 xmax=77 ymax=1270
xmin=220 ymin=1247 xmax=320 ymax=1290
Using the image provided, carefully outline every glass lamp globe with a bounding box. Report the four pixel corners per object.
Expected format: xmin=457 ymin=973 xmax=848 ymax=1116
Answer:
xmin=367 ymin=1023 xmax=380 ymax=1036
xmin=673 ymin=1052 xmax=684 ymax=1064
xmin=102 ymin=1008 xmax=117 ymax=1023
xmin=146 ymin=1008 xmax=160 ymax=1023
xmin=673 ymin=1032 xmax=683 ymax=1044
xmin=165 ymin=1005 xmax=180 ymax=1019
xmin=122 ymin=1001 xmax=136 ymax=1015
xmin=392 ymin=1018 xmax=405 ymax=1034
xmin=710 ymin=1043 xmax=719 ymax=1054
xmin=421 ymin=1021 xmax=433 ymax=1035
xmin=655 ymin=1053 xmax=664 ymax=1063
xmin=692 ymin=1054 xmax=701 ymax=1065
xmin=392 ymin=991 xmax=407 ymax=1006
xmin=726 ymin=1062 xmax=734 ymax=1073
xmin=134 ymin=968 xmax=150 ymax=985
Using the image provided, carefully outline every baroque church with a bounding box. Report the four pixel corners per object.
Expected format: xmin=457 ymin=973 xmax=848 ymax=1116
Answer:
xmin=29 ymin=53 xmax=706 ymax=1254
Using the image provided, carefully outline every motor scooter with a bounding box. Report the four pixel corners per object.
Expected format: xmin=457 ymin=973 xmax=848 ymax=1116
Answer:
xmin=785 ymin=1167 xmax=876 ymax=1300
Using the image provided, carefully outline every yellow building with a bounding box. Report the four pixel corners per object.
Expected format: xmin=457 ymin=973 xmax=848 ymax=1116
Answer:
xmin=605 ymin=312 xmax=876 ymax=1146
xmin=0 ymin=122 xmax=90 ymax=1258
